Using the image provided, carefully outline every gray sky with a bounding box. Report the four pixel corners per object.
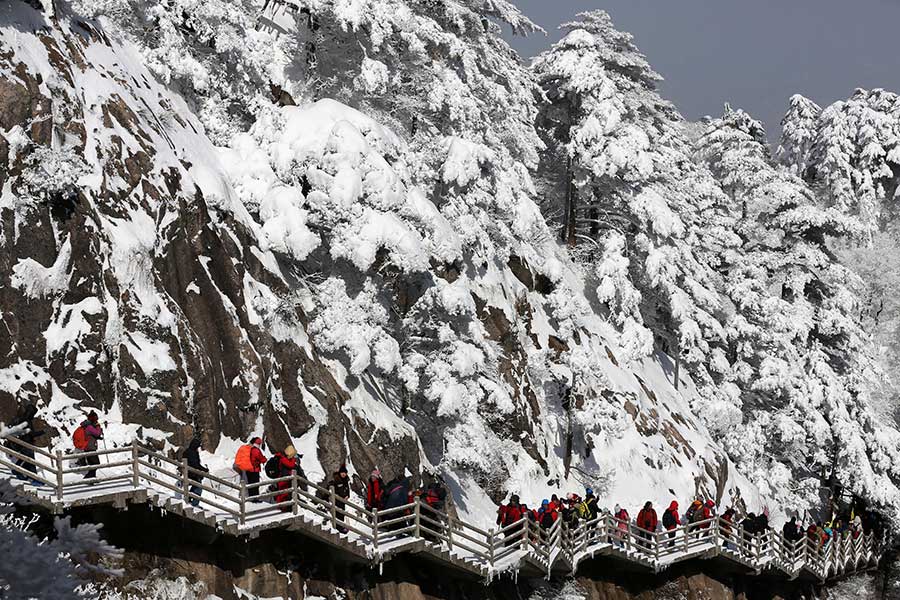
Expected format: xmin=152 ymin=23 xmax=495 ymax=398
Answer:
xmin=505 ymin=0 xmax=900 ymax=140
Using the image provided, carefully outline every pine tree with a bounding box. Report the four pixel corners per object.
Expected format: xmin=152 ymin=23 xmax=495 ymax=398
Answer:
xmin=533 ymin=10 xmax=724 ymax=377
xmin=696 ymin=107 xmax=900 ymax=511
xmin=778 ymin=89 xmax=900 ymax=240
xmin=776 ymin=94 xmax=822 ymax=178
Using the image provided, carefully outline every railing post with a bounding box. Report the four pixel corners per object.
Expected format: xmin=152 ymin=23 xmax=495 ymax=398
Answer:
xmin=131 ymin=440 xmax=140 ymax=488
xmin=181 ymin=459 xmax=189 ymax=503
xmin=488 ymin=527 xmax=496 ymax=567
xmin=413 ymin=496 xmax=421 ymax=538
xmin=373 ymin=508 xmax=379 ymax=549
xmin=239 ymin=478 xmax=247 ymax=526
xmin=521 ymin=518 xmax=528 ymax=550
xmin=291 ymin=471 xmax=298 ymax=516
xmin=447 ymin=514 xmax=453 ymax=551
xmin=55 ymin=450 xmax=64 ymax=501
xmin=713 ymin=518 xmax=720 ymax=552
xmin=329 ymin=487 xmax=337 ymax=529
xmin=654 ymin=530 xmax=660 ymax=565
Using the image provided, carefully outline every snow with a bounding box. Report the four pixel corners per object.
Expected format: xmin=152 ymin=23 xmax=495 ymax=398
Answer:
xmin=11 ymin=236 xmax=72 ymax=298
xmin=123 ymin=332 xmax=177 ymax=375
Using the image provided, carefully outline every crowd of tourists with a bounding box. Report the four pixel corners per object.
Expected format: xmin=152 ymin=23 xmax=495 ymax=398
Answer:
xmin=495 ymin=489 xmax=874 ymax=556
xmin=0 ymin=405 xmax=881 ymax=556
xmin=195 ymin=436 xmax=450 ymax=536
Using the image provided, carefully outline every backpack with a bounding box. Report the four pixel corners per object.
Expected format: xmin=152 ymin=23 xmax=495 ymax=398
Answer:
xmin=663 ymin=509 xmax=676 ymax=529
xmin=264 ymin=455 xmax=281 ymax=479
xmin=686 ymin=501 xmax=701 ymax=522
xmin=540 ymin=509 xmax=555 ymax=528
xmin=234 ymin=444 xmax=254 ymax=472
xmin=73 ymin=426 xmax=89 ymax=451
xmin=501 ymin=505 xmax=523 ymax=526
xmin=367 ymin=479 xmax=383 ymax=509
xmin=576 ymin=501 xmax=590 ymax=519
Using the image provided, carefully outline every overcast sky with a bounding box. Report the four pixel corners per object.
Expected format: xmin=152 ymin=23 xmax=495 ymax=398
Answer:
xmin=504 ymin=0 xmax=900 ymax=140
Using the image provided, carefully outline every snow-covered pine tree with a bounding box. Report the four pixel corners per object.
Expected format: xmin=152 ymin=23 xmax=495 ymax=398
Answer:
xmin=532 ymin=10 xmax=724 ymax=378
xmin=696 ymin=106 xmax=900 ymax=512
xmin=779 ymin=88 xmax=900 ymax=240
xmin=776 ymin=94 xmax=822 ymax=179
xmin=70 ymin=0 xmax=293 ymax=142
xmin=281 ymin=0 xmax=546 ymax=249
xmin=216 ymin=0 xmax=565 ymax=486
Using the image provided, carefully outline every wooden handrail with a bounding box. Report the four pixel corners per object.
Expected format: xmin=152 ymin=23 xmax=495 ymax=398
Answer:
xmin=1 ymin=435 xmax=884 ymax=582
xmin=3 ymin=436 xmax=55 ymax=459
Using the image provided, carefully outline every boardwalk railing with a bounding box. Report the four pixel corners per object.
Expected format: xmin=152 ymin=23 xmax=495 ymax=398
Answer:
xmin=0 ymin=435 xmax=884 ymax=581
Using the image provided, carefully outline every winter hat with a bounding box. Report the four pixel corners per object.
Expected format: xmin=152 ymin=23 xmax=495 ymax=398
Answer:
xmin=541 ymin=499 xmax=549 ymax=507
xmin=614 ymin=504 xmax=621 ymax=513
xmin=87 ymin=410 xmax=99 ymax=423
xmin=284 ymin=445 xmax=297 ymax=458
xmin=510 ymin=494 xmax=520 ymax=504
xmin=339 ymin=464 xmax=348 ymax=474
xmin=250 ymin=437 xmax=262 ymax=446
xmin=669 ymin=501 xmax=679 ymax=510
xmin=585 ymin=487 xmax=593 ymax=496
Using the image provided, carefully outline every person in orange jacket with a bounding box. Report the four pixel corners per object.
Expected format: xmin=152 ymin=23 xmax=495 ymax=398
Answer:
xmin=234 ymin=437 xmax=267 ymax=502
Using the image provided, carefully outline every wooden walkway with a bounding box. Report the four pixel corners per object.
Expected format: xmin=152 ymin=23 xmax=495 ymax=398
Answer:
xmin=0 ymin=436 xmax=883 ymax=582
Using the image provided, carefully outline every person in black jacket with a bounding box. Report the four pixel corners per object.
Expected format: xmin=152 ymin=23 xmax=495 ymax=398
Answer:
xmin=328 ymin=464 xmax=351 ymax=533
xmin=7 ymin=404 xmax=45 ymax=482
xmin=180 ymin=438 xmax=208 ymax=507
xmin=383 ymin=476 xmax=412 ymax=533
xmin=782 ymin=516 xmax=801 ymax=543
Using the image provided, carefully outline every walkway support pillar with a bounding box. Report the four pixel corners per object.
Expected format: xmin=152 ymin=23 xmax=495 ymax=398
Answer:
xmin=291 ymin=472 xmax=298 ymax=516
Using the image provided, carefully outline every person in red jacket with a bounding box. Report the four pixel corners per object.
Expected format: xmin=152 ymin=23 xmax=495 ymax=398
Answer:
xmin=366 ymin=468 xmax=385 ymax=511
xmin=536 ymin=499 xmax=558 ymax=531
xmin=662 ymin=500 xmax=681 ymax=547
xmin=636 ymin=501 xmax=658 ymax=550
xmin=699 ymin=499 xmax=716 ymax=533
xmin=497 ymin=494 xmax=528 ymax=546
xmin=234 ymin=437 xmax=267 ymax=502
xmin=273 ymin=445 xmax=301 ymax=510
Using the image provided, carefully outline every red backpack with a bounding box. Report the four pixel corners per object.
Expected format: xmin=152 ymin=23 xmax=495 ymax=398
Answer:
xmin=501 ymin=504 xmax=524 ymax=526
xmin=367 ymin=479 xmax=383 ymax=508
xmin=73 ymin=426 xmax=89 ymax=450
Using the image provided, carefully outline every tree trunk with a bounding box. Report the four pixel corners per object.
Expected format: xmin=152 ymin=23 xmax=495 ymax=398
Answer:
xmin=563 ymin=157 xmax=577 ymax=247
